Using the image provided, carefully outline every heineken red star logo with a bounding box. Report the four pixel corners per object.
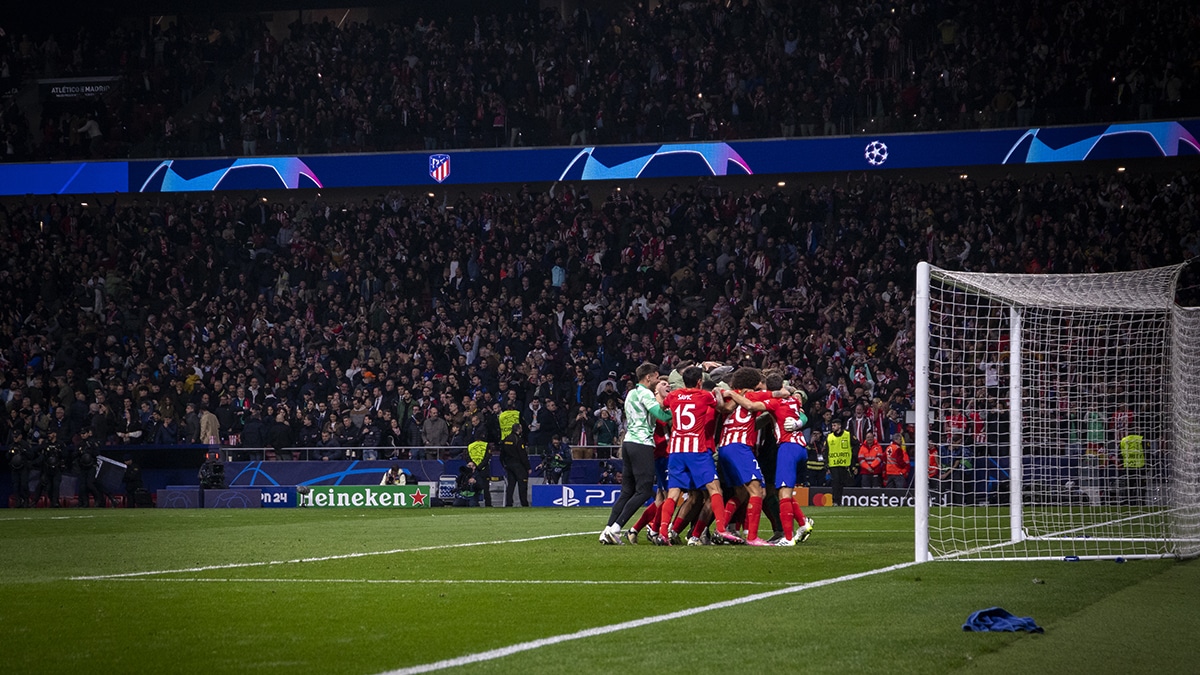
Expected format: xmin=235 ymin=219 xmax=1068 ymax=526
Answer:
xmin=410 ymin=488 xmax=427 ymax=506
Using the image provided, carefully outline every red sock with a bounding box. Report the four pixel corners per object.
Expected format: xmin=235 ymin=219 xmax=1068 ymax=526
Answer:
xmin=658 ymin=498 xmax=676 ymax=539
xmin=671 ymin=516 xmax=686 ymax=535
xmin=746 ymin=495 xmax=764 ymax=540
xmin=724 ymin=499 xmax=740 ymax=528
xmin=780 ymin=499 xmax=795 ymax=540
xmin=691 ymin=513 xmax=712 ymax=538
xmin=633 ymin=503 xmax=659 ymax=532
xmin=711 ymin=494 xmax=729 ymax=532
xmin=792 ymin=497 xmax=807 ymax=526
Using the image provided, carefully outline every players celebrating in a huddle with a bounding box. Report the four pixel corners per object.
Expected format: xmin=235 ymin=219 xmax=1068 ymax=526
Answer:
xmin=603 ymin=361 xmax=815 ymax=547
xmin=658 ymin=366 xmax=745 ymax=545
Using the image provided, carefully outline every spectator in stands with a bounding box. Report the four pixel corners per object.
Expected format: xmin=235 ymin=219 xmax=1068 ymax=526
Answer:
xmin=268 ymin=410 xmax=293 ymax=461
xmin=182 ymin=402 xmax=201 ymax=444
xmin=199 ymin=399 xmax=219 ymax=445
xmin=565 ymin=404 xmax=593 ymax=457
xmin=524 ymin=398 xmax=551 ymax=457
xmin=12 ymin=0 xmax=1195 ymax=161
xmin=75 ymin=113 xmax=102 ymax=158
xmin=240 ymin=407 xmax=266 ymax=461
xmin=593 ymin=408 xmax=619 ymax=450
xmin=0 ymin=135 xmax=1197 ymax=514
xmin=316 ymin=429 xmax=341 ymax=461
xmin=420 ymin=407 xmax=449 ymax=460
xmin=152 ymin=411 xmax=179 ymax=445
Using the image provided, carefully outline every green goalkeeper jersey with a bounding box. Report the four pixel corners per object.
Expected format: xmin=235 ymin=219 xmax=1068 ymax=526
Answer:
xmin=623 ymin=384 xmax=666 ymax=446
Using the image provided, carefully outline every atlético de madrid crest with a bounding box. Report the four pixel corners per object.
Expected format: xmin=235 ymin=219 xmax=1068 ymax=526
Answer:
xmin=429 ymin=154 xmax=450 ymax=183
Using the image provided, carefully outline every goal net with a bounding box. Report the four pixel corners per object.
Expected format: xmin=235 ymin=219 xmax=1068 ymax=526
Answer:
xmin=914 ymin=262 xmax=1199 ymax=561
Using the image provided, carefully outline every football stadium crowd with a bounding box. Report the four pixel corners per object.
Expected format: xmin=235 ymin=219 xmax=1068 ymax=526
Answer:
xmin=2 ymin=0 xmax=1198 ymax=160
xmin=2 ymin=0 xmax=1199 ymax=516
xmin=2 ymin=167 xmax=1197 ymax=461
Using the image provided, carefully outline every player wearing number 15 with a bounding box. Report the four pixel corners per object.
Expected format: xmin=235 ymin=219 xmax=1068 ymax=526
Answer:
xmin=658 ymin=366 xmax=742 ymax=545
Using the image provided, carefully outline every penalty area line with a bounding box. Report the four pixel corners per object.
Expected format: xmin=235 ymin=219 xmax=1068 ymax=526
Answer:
xmin=69 ymin=531 xmax=596 ymax=581
xmin=378 ymin=560 xmax=921 ymax=675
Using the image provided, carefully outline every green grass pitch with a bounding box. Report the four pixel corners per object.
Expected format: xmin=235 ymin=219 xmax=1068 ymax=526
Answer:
xmin=1 ymin=506 xmax=1196 ymax=674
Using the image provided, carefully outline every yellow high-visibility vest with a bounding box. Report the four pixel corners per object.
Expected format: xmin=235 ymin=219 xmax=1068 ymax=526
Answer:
xmin=498 ymin=410 xmax=521 ymax=439
xmin=827 ymin=431 xmax=853 ymax=467
xmin=468 ymin=440 xmax=489 ymax=465
xmin=1119 ymin=434 xmax=1145 ymax=469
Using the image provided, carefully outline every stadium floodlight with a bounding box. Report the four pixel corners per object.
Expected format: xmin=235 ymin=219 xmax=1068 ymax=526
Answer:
xmin=915 ymin=261 xmax=1199 ymax=561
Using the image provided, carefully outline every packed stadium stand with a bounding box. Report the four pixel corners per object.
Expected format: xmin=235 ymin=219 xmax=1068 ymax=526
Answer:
xmin=1 ymin=1 xmax=1197 ymax=476
xmin=3 ymin=0 xmax=1198 ymax=160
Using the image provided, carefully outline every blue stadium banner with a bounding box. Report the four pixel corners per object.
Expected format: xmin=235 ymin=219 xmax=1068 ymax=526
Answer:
xmin=1 ymin=119 xmax=1196 ymax=196
xmin=225 ymin=459 xmax=444 ymax=486
xmin=157 ymin=487 xmax=201 ymax=508
xmin=203 ymin=488 xmax=263 ymax=508
xmin=0 ymin=160 xmax=128 ymax=196
xmin=259 ymin=485 xmax=297 ymax=508
xmin=299 ymin=484 xmax=430 ymax=508
xmin=532 ymin=484 xmax=623 ymax=508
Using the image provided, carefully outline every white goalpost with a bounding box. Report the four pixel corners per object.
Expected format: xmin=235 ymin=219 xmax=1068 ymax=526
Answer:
xmin=915 ymin=261 xmax=1200 ymax=561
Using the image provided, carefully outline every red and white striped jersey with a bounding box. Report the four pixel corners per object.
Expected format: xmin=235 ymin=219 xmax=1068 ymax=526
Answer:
xmin=719 ymin=389 xmax=772 ymax=448
xmin=664 ymin=388 xmax=717 ymax=454
xmin=765 ymin=397 xmax=807 ymax=446
xmin=653 ymin=420 xmax=670 ymax=459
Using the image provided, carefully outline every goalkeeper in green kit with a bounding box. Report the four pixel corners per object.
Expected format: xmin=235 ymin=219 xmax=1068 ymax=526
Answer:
xmin=599 ymin=363 xmax=671 ymax=545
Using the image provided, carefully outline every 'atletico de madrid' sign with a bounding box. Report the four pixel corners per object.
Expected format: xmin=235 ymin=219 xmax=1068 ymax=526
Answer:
xmin=299 ymin=485 xmax=430 ymax=508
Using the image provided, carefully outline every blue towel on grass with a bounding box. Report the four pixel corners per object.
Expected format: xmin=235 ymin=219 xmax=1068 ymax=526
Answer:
xmin=962 ymin=607 xmax=1043 ymax=633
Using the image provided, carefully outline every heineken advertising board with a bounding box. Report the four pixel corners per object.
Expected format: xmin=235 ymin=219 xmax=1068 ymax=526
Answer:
xmin=299 ymin=485 xmax=430 ymax=509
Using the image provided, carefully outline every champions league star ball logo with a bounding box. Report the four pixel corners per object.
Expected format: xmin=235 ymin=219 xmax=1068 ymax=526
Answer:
xmin=864 ymin=140 xmax=889 ymax=166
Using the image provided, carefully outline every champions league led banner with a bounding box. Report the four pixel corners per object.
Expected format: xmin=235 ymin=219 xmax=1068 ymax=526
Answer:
xmin=1 ymin=119 xmax=1196 ymax=196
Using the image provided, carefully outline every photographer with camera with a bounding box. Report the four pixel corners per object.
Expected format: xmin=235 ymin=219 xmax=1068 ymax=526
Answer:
xmin=380 ymin=465 xmax=409 ymax=485
xmin=73 ymin=428 xmax=108 ymax=507
xmin=32 ymin=430 xmax=66 ymax=507
xmin=538 ymin=435 xmax=573 ymax=485
xmin=123 ymin=457 xmax=148 ymax=507
xmin=598 ymin=460 xmax=620 ymax=484
xmin=7 ymin=429 xmax=36 ymax=508
xmin=454 ymin=460 xmax=483 ymax=506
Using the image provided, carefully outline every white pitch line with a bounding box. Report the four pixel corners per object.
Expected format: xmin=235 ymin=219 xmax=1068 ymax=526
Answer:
xmin=107 ymin=577 xmax=789 ymax=587
xmin=70 ymin=531 xmax=596 ymax=581
xmin=0 ymin=515 xmax=97 ymax=522
xmin=379 ymin=560 xmax=921 ymax=675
